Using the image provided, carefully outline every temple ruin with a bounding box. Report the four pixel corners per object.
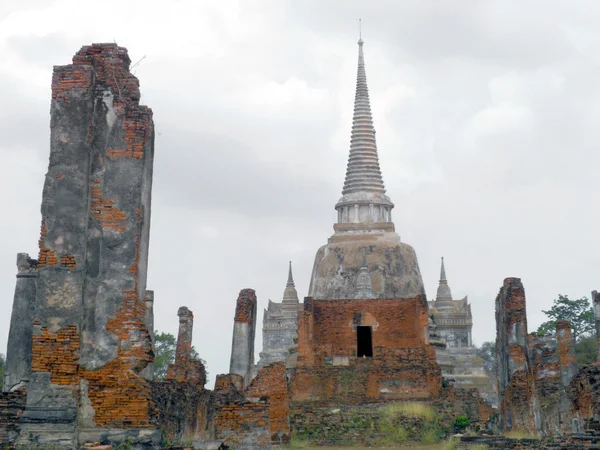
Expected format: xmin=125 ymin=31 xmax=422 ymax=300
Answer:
xmin=2 ymin=36 xmax=600 ymax=450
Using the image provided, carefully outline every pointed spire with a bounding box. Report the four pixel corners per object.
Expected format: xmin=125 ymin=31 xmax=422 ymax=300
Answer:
xmin=282 ymin=261 xmax=299 ymax=308
xmin=334 ymin=32 xmax=394 ymax=231
xmin=436 ymin=256 xmax=453 ymax=302
xmin=287 ymin=261 xmax=294 ymax=287
xmin=341 ymin=36 xmax=386 ymax=196
xmin=440 ymin=256 xmax=447 ymax=283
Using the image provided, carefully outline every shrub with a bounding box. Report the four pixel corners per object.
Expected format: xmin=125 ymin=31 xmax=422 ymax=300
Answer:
xmin=454 ymin=415 xmax=470 ymax=432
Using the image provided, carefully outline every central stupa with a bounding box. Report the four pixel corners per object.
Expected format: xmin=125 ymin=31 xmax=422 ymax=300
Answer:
xmin=308 ymin=38 xmax=425 ymax=300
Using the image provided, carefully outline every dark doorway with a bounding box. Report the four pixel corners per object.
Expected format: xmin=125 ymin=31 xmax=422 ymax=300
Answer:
xmin=357 ymin=326 xmax=373 ymax=357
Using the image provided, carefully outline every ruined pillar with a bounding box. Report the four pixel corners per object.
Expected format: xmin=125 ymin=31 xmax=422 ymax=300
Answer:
xmin=174 ymin=306 xmax=194 ymax=364
xmin=140 ymin=290 xmax=155 ymax=380
xmin=593 ymin=290 xmax=600 ymax=362
xmin=166 ymin=307 xmax=206 ymax=385
xmin=495 ymin=277 xmax=540 ymax=435
xmin=556 ymin=321 xmax=577 ymax=386
xmin=14 ymin=44 xmax=159 ymax=448
xmin=3 ymin=254 xmax=37 ymax=392
xmin=229 ymin=289 xmax=257 ymax=387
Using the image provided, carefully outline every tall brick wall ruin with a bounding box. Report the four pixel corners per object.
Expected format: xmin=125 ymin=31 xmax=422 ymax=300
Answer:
xmin=3 ymin=43 xmax=159 ymax=448
xmin=290 ymin=296 xmax=441 ymax=403
xmin=495 ymin=278 xmax=580 ymax=437
xmin=495 ymin=278 xmax=539 ymax=434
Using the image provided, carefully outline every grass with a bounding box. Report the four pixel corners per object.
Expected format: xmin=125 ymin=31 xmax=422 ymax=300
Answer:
xmin=378 ymin=415 xmax=409 ymax=444
xmin=378 ymin=401 xmax=444 ymax=446
xmin=504 ymin=430 xmax=539 ymax=439
xmin=382 ymin=402 xmax=437 ymax=421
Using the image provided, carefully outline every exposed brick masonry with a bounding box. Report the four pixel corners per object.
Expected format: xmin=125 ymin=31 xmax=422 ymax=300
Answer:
xmin=291 ymin=296 xmax=441 ymax=404
xmin=246 ymin=362 xmax=290 ymax=444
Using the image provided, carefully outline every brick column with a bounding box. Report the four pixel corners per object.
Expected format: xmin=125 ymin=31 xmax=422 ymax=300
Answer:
xmin=495 ymin=277 xmax=539 ymax=435
xmin=556 ymin=320 xmax=577 ymax=386
xmin=229 ymin=289 xmax=257 ymax=387
xmin=175 ymin=307 xmax=194 ymax=364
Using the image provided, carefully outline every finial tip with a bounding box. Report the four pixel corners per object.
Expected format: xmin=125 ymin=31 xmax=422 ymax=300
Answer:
xmin=358 ymin=18 xmax=363 ymax=44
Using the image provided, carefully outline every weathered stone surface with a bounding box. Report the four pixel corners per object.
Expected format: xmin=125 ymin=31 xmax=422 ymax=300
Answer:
xmin=229 ymin=289 xmax=257 ymax=387
xmin=140 ymin=290 xmax=155 ymax=381
xmin=495 ymin=278 xmax=540 ymax=434
xmin=0 ymin=389 xmax=26 ymax=445
xmin=495 ymin=278 xmax=579 ymax=436
xmin=16 ymin=372 xmax=77 ymax=448
xmin=308 ymin=232 xmax=425 ymax=300
xmin=2 ymin=43 xmax=158 ymax=448
xmin=78 ymin=428 xmax=161 ymax=450
xmin=4 ymin=253 xmax=37 ymax=392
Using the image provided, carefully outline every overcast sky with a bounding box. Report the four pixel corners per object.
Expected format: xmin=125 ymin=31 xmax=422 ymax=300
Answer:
xmin=1 ymin=0 xmax=599 ymax=385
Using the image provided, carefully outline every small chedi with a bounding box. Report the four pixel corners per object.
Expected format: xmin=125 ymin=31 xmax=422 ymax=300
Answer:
xmin=429 ymin=258 xmax=497 ymax=406
xmin=2 ymin=38 xmax=600 ymax=450
xmin=255 ymin=262 xmax=302 ymax=372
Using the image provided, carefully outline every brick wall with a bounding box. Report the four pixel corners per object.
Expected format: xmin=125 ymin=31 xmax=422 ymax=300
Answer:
xmin=215 ymin=401 xmax=271 ymax=449
xmin=150 ymin=380 xmax=213 ymax=442
xmin=570 ymin=364 xmax=600 ymax=422
xmin=246 ymin=362 xmax=290 ymax=444
xmin=291 ymin=296 xmax=441 ymax=403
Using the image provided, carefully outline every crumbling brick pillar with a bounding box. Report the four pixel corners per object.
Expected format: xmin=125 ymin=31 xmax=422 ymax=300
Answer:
xmin=229 ymin=289 xmax=257 ymax=387
xmin=495 ymin=277 xmax=540 ymax=435
xmin=166 ymin=307 xmax=206 ymax=385
xmin=556 ymin=321 xmax=577 ymax=386
xmin=593 ymin=290 xmax=600 ymax=362
xmin=174 ymin=307 xmax=194 ymax=364
xmin=3 ymin=254 xmax=37 ymax=392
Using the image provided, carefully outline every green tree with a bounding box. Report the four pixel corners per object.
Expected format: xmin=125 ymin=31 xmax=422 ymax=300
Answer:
xmin=0 ymin=353 xmax=5 ymax=390
xmin=477 ymin=341 xmax=498 ymax=378
xmin=536 ymin=295 xmax=594 ymax=342
xmin=574 ymin=335 xmax=597 ymax=366
xmin=153 ymin=331 xmax=176 ymax=380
